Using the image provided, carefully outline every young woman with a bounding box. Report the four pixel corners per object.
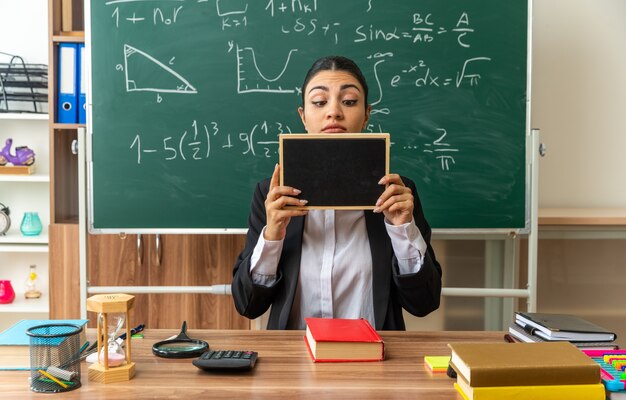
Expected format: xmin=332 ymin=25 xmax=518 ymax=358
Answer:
xmin=232 ymin=56 xmax=442 ymax=330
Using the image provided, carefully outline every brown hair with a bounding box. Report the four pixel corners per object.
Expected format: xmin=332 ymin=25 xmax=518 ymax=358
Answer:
xmin=301 ymin=56 xmax=369 ymax=109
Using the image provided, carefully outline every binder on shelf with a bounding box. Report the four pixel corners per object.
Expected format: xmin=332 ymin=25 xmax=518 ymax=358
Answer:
xmin=57 ymin=43 xmax=78 ymax=123
xmin=77 ymin=43 xmax=86 ymax=124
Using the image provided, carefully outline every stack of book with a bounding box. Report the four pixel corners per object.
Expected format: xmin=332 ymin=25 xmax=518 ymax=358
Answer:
xmin=508 ymin=312 xmax=618 ymax=350
xmin=448 ymin=342 xmax=605 ymax=400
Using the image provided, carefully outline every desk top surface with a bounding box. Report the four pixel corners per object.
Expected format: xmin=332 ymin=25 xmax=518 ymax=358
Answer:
xmin=3 ymin=329 xmax=505 ymax=399
xmin=539 ymin=208 xmax=626 ymax=225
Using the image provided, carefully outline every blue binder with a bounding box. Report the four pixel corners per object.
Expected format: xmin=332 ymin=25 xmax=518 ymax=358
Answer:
xmin=77 ymin=43 xmax=86 ymax=124
xmin=57 ymin=43 xmax=78 ymax=123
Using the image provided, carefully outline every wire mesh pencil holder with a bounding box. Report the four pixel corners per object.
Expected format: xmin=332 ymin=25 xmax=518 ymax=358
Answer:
xmin=26 ymin=324 xmax=83 ymax=393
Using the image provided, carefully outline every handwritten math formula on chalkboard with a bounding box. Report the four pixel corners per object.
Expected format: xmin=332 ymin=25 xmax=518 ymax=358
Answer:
xmin=112 ymin=3 xmax=484 ymax=172
xmin=128 ymin=120 xmax=459 ymax=171
xmin=89 ymin=0 xmax=528 ymax=230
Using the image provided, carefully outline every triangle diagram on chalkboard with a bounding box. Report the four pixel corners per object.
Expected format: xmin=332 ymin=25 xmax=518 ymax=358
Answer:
xmin=123 ymin=44 xmax=197 ymax=94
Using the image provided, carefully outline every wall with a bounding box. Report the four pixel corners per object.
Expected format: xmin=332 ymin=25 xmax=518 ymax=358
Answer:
xmin=534 ymin=0 xmax=626 ymax=207
xmin=530 ymin=0 xmax=626 ymax=348
xmin=520 ymin=239 xmax=626 ymax=349
xmin=0 ymin=1 xmax=48 ymax=65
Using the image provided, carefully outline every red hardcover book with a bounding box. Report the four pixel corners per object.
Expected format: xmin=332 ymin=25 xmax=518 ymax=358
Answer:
xmin=303 ymin=318 xmax=384 ymax=362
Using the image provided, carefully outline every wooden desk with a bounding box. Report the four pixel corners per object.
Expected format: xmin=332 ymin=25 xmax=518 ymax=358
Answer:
xmin=2 ymin=329 xmax=504 ymax=399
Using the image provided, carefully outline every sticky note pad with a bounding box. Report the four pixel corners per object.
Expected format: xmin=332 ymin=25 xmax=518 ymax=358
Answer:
xmin=424 ymin=356 xmax=450 ymax=373
xmin=605 ymin=355 xmax=626 ymax=363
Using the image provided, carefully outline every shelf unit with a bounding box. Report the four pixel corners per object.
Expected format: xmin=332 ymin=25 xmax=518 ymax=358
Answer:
xmin=0 ymin=0 xmax=52 ymax=330
xmin=47 ymin=0 xmax=84 ymax=320
xmin=0 ymin=115 xmax=51 ymax=329
xmin=0 ymin=294 xmax=50 ymax=314
xmin=0 ymin=113 xmax=48 ymax=120
xmin=0 ymin=174 xmax=50 ymax=183
xmin=0 ymin=232 xmax=48 ymax=246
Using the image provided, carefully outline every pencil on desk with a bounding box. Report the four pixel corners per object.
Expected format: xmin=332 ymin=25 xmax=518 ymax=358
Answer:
xmin=39 ymin=377 xmax=76 ymax=386
xmin=38 ymin=369 xmax=68 ymax=389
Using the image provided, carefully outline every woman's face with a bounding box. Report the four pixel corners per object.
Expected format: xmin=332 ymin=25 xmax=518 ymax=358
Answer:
xmin=298 ymin=70 xmax=371 ymax=134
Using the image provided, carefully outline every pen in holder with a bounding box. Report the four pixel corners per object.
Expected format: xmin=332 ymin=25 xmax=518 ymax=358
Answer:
xmin=26 ymin=324 xmax=83 ymax=393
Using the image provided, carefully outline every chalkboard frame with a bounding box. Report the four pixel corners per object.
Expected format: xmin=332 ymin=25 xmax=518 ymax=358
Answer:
xmin=85 ymin=0 xmax=534 ymax=235
xmin=280 ymin=134 xmax=390 ymax=210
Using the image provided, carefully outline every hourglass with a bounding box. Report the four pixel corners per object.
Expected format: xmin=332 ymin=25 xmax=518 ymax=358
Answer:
xmin=86 ymin=294 xmax=136 ymax=383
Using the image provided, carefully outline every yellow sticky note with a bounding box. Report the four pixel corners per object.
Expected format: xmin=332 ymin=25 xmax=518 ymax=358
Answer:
xmin=424 ymin=355 xmax=450 ymax=373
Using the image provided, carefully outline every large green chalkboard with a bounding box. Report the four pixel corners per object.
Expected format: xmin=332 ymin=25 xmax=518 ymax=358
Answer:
xmin=88 ymin=0 xmax=529 ymax=231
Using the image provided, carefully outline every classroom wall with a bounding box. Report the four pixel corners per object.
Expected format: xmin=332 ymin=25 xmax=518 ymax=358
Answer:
xmin=530 ymin=0 xmax=626 ymax=348
xmin=0 ymin=1 xmax=48 ymax=65
xmin=534 ymin=0 xmax=626 ymax=207
xmin=520 ymin=239 xmax=626 ymax=350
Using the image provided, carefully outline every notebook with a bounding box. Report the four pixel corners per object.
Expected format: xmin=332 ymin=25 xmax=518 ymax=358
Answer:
xmin=516 ymin=312 xmax=616 ymax=342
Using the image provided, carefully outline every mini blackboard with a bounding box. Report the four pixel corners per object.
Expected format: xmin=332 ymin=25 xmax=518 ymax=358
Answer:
xmin=279 ymin=134 xmax=390 ymax=209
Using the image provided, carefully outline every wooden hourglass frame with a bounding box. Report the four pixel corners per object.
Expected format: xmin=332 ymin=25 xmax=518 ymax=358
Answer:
xmin=86 ymin=294 xmax=136 ymax=383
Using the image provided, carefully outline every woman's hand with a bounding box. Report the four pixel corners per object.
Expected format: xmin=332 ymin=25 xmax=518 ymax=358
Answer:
xmin=264 ymin=164 xmax=308 ymax=241
xmin=374 ymin=174 xmax=414 ymax=226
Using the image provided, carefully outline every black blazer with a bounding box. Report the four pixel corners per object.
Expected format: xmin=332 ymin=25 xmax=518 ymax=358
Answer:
xmin=231 ymin=176 xmax=442 ymax=330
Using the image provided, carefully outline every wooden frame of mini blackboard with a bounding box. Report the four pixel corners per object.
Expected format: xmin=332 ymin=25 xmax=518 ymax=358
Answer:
xmin=279 ymin=134 xmax=390 ymax=210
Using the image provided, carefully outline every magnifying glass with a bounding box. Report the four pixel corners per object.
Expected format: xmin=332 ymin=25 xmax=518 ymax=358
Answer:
xmin=152 ymin=321 xmax=209 ymax=358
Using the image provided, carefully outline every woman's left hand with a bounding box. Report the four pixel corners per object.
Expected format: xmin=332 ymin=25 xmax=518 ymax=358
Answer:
xmin=374 ymin=174 xmax=414 ymax=226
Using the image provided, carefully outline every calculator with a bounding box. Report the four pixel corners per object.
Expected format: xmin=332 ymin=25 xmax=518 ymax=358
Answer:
xmin=192 ymin=350 xmax=258 ymax=371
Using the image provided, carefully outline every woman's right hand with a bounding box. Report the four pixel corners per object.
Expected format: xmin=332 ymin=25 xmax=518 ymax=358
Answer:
xmin=264 ymin=164 xmax=308 ymax=241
